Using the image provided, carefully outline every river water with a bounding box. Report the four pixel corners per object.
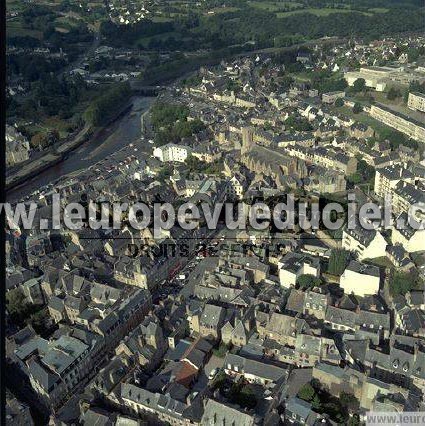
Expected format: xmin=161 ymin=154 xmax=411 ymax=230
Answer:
xmin=7 ymin=96 xmax=155 ymax=203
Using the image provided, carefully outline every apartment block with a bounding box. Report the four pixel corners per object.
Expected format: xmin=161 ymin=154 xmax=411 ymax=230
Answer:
xmin=153 ymin=143 xmax=191 ymax=163
xmin=370 ymin=104 xmax=425 ymax=144
xmin=408 ymin=92 xmax=425 ymax=113
xmin=374 ymin=165 xmax=415 ymax=199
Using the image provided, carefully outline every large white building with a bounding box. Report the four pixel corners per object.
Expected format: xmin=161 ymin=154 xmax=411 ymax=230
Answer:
xmin=342 ymin=226 xmax=387 ymax=261
xmin=340 ymin=261 xmax=381 ymax=297
xmin=153 ymin=143 xmax=191 ymax=163
xmin=408 ymin=92 xmax=425 ymax=113
xmin=6 ymin=125 xmax=30 ymax=166
xmin=278 ymin=253 xmax=321 ymax=288
xmin=344 ymin=66 xmax=425 ymax=92
xmin=344 ymin=66 xmax=393 ymax=91
xmin=374 ymin=165 xmax=415 ymax=200
xmin=392 ymin=213 xmax=425 ymax=253
xmin=370 ymin=104 xmax=425 ymax=144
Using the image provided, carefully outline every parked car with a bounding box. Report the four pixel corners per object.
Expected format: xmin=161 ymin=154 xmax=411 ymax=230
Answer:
xmin=208 ymin=368 xmax=218 ymax=380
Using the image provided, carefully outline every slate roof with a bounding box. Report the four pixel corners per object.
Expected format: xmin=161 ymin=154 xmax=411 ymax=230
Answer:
xmin=201 ymin=399 xmax=255 ymax=426
xmin=121 ymin=383 xmax=190 ymax=421
xmin=325 ymin=306 xmax=358 ymax=327
xmin=345 ymin=260 xmax=380 ymax=277
xmin=285 ymin=397 xmax=312 ymax=421
xmin=42 ymin=335 xmax=88 ymax=375
xmin=201 ymin=304 xmax=225 ymax=328
xmin=285 ymin=289 xmax=305 ymax=313
xmin=27 ymin=359 xmax=59 ymax=393
xmin=224 ymin=353 xmax=287 ymax=383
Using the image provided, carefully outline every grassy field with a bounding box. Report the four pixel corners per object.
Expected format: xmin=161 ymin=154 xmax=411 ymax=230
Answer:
xmin=333 ymin=105 xmax=392 ymax=135
xmin=248 ymin=1 xmax=302 ymax=12
xmin=55 ymin=16 xmax=81 ymax=32
xmin=204 ymin=7 xmax=240 ymax=15
xmin=7 ymin=0 xmax=26 ymax=12
xmin=277 ymin=8 xmax=370 ymax=17
xmin=23 ymin=116 xmax=72 ymax=139
xmin=364 ymin=257 xmax=393 ymax=268
xmin=150 ymin=16 xmax=174 ymax=23
xmin=7 ymin=19 xmax=44 ymax=39
xmin=136 ymin=31 xmax=182 ymax=48
xmin=368 ymin=7 xmax=389 ymax=13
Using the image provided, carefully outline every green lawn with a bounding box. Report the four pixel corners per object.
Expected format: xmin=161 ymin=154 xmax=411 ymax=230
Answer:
xmin=204 ymin=6 xmax=240 ymax=15
xmin=136 ymin=31 xmax=182 ymax=47
xmin=150 ymin=16 xmax=174 ymax=23
xmin=7 ymin=0 xmax=27 ymax=12
xmin=7 ymin=19 xmax=44 ymax=39
xmin=277 ymin=8 xmax=370 ymax=17
xmin=368 ymin=7 xmax=389 ymax=13
xmin=332 ymin=105 xmax=392 ymax=136
xmin=23 ymin=116 xmax=72 ymax=139
xmin=248 ymin=1 xmax=302 ymax=12
xmin=55 ymin=16 xmax=81 ymax=30
xmin=364 ymin=257 xmax=393 ymax=268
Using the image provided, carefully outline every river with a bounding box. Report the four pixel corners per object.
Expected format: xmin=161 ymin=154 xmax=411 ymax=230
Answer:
xmin=7 ymin=96 xmax=155 ymax=203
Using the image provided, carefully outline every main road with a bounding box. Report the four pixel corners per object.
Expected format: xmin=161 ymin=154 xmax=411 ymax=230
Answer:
xmin=6 ymin=96 xmax=155 ymax=203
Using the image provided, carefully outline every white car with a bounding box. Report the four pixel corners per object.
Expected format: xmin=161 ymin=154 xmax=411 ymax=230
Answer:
xmin=208 ymin=368 xmax=218 ymax=380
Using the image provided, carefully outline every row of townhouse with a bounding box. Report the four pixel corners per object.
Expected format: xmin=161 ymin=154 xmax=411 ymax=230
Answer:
xmin=11 ymin=286 xmax=153 ymax=409
xmin=284 ymin=145 xmax=357 ymax=175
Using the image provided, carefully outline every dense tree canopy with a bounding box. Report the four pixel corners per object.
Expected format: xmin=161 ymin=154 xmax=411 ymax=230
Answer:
xmin=84 ymin=82 xmax=131 ymax=126
xmin=328 ymin=249 xmax=351 ymax=275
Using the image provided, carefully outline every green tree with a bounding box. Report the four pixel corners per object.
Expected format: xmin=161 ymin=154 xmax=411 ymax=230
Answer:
xmin=156 ymin=167 xmax=172 ymax=182
xmin=407 ymin=48 xmax=420 ymax=63
xmin=379 ymin=128 xmax=417 ymax=150
xmin=352 ymin=103 xmax=363 ymax=114
xmin=328 ymin=249 xmax=351 ymax=275
xmin=335 ymin=97 xmax=344 ymax=107
xmin=390 ymin=270 xmax=419 ymax=296
xmin=285 ymin=116 xmax=313 ymax=131
xmin=352 ymin=78 xmax=366 ymax=93
xmin=348 ymin=414 xmax=361 ymax=426
xmin=348 ymin=157 xmax=375 ymax=185
xmin=340 ymin=392 xmax=359 ymax=413
xmin=298 ymin=383 xmax=316 ymax=402
xmin=311 ymin=394 xmax=321 ymax=410
xmin=6 ymin=289 xmax=28 ymax=321
xmin=238 ymin=386 xmax=257 ymax=409
xmin=347 ymin=172 xmax=363 ymax=185
xmin=30 ymin=133 xmax=49 ymax=149
xmin=29 ymin=308 xmax=50 ymax=336
xmin=297 ymin=274 xmax=322 ymax=289
xmin=84 ymin=82 xmax=131 ymax=126
xmin=387 ymin=87 xmax=401 ymax=100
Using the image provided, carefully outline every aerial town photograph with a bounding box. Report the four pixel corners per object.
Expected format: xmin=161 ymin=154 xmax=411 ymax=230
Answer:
xmin=3 ymin=0 xmax=425 ymax=425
